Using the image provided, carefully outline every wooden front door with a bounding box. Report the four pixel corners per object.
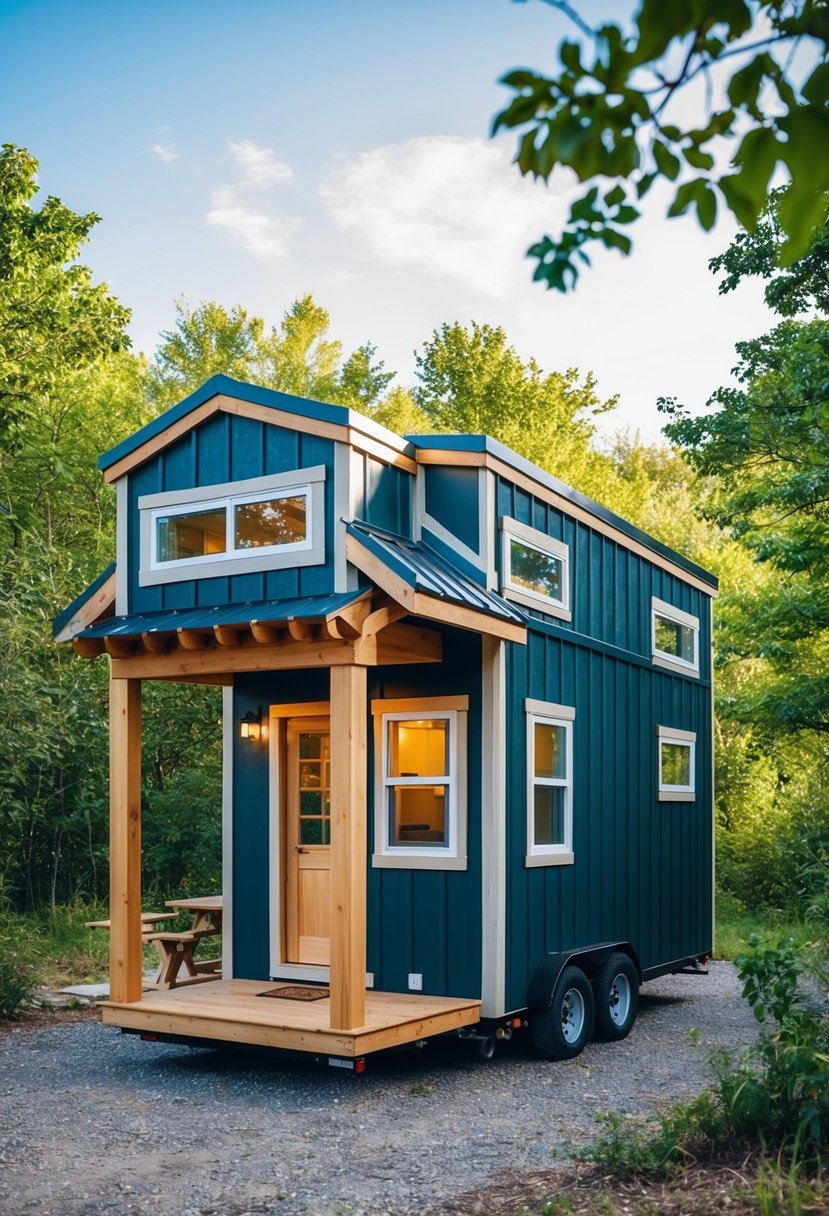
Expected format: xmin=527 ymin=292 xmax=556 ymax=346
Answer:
xmin=285 ymin=718 xmax=331 ymax=965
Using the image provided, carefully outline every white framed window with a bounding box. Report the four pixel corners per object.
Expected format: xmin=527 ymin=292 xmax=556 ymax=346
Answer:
xmin=371 ymin=696 xmax=468 ymax=871
xmin=138 ymin=465 xmax=326 ymax=586
xmin=658 ymin=726 xmax=696 ymax=801
xmin=651 ymin=596 xmax=699 ymax=676
xmin=501 ymin=517 xmax=570 ymax=620
xmin=525 ymin=698 xmax=575 ymax=867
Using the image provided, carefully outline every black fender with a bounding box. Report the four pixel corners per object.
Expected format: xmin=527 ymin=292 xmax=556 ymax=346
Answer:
xmin=527 ymin=942 xmax=642 ymax=1009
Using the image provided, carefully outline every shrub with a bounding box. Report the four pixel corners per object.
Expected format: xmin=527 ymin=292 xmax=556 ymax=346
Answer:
xmin=0 ymin=941 xmax=37 ymax=1021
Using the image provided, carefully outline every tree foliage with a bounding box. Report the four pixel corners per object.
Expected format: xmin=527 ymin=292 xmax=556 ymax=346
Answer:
xmin=0 ymin=144 xmax=130 ymax=439
xmin=493 ymin=1 xmax=829 ymax=290
xmin=413 ymin=319 xmax=617 ymax=495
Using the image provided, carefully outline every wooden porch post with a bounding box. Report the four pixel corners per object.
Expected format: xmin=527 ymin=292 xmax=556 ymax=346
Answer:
xmin=329 ymin=664 xmax=367 ymax=1031
xmin=109 ymin=675 xmax=142 ymax=1003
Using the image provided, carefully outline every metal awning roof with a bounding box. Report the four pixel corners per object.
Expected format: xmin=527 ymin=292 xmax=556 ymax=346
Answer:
xmin=76 ymin=589 xmax=370 ymax=640
xmin=345 ymin=521 xmax=527 ymax=633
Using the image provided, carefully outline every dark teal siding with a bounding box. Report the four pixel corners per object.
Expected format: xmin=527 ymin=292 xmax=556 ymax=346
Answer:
xmin=127 ymin=423 xmax=337 ymax=614
xmin=354 ymin=455 xmax=412 ymax=536
xmin=366 ymin=629 xmax=483 ymax=998
xmin=504 ymin=625 xmax=712 ymax=1012
xmin=231 ymin=633 xmax=482 ymax=998
xmin=424 ymin=466 xmax=479 ymax=553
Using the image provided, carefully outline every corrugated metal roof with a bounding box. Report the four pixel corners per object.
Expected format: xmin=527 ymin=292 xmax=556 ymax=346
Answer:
xmin=346 ymin=521 xmax=526 ymax=626
xmin=76 ymin=589 xmax=369 ymax=640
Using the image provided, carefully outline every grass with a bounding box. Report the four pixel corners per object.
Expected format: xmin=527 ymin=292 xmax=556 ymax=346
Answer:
xmin=711 ymin=893 xmax=815 ymax=961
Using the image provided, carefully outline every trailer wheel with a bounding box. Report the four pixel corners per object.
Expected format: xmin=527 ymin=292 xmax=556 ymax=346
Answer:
xmin=593 ymin=953 xmax=639 ymax=1042
xmin=530 ymin=965 xmax=594 ymax=1060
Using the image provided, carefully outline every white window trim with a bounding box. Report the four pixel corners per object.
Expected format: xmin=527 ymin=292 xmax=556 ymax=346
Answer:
xmin=138 ymin=465 xmax=326 ymax=586
xmin=501 ymin=516 xmax=571 ymax=621
xmin=525 ymin=698 xmax=575 ymax=868
xmin=658 ymin=725 xmax=696 ymax=802
xmin=371 ymin=696 xmax=468 ymax=871
xmin=651 ymin=596 xmax=700 ymax=677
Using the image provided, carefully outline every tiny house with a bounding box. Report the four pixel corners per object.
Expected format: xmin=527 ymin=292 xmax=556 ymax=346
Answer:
xmin=55 ymin=375 xmax=715 ymax=1067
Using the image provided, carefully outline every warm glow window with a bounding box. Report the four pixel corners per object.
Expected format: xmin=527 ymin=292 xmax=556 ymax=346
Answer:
xmin=153 ymin=488 xmax=309 ymax=567
xmin=372 ymin=698 xmax=468 ymax=870
xmin=138 ymin=466 xmax=325 ymax=587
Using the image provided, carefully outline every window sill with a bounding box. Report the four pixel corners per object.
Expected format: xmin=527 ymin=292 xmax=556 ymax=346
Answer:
xmin=524 ymin=851 xmax=574 ymax=868
xmin=658 ymin=792 xmax=696 ymax=802
xmin=371 ymin=853 xmax=468 ymax=871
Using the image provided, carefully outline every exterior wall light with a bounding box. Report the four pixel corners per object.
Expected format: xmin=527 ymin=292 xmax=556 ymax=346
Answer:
xmin=240 ymin=708 xmax=263 ymax=741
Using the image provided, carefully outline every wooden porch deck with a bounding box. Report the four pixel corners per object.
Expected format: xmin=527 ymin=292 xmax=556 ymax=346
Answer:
xmin=101 ymin=979 xmax=481 ymax=1058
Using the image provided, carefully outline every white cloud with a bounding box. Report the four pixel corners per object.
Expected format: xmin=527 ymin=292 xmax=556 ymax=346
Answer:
xmin=207 ymin=186 xmax=302 ymax=259
xmin=150 ymin=143 xmax=180 ymax=165
xmin=321 ymin=135 xmax=570 ymax=295
xmin=228 ymin=138 xmax=293 ymax=187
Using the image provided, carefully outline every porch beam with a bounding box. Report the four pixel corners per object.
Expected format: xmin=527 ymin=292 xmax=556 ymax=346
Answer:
xmin=329 ymin=665 xmax=367 ymax=1032
xmin=109 ymin=676 xmax=143 ymax=1004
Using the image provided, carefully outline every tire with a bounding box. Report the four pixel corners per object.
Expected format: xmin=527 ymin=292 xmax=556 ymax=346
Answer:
xmin=530 ymin=964 xmax=595 ymax=1060
xmin=592 ymin=953 xmax=639 ymax=1042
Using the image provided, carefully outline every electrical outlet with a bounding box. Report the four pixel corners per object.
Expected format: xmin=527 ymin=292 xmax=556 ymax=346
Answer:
xmin=408 ymin=972 xmax=423 ymax=991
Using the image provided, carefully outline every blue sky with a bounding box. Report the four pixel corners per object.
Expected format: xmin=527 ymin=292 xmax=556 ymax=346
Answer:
xmin=1 ymin=0 xmax=779 ymax=439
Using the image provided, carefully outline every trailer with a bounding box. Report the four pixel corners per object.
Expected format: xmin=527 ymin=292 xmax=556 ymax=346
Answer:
xmin=54 ymin=374 xmax=715 ymax=1066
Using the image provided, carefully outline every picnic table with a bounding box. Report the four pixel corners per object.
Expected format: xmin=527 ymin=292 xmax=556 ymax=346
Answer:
xmin=85 ymin=895 xmax=223 ymax=991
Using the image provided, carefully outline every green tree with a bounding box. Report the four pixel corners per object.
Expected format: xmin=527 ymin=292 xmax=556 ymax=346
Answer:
xmin=493 ymin=1 xmax=829 ymax=290
xmin=413 ymin=320 xmax=617 ymax=496
xmin=663 ymin=317 xmax=829 ymax=735
xmin=150 ymin=294 xmax=397 ymax=413
xmin=0 ymin=144 xmax=130 ymax=437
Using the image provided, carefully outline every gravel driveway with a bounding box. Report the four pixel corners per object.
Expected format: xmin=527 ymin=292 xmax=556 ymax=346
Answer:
xmin=0 ymin=962 xmax=759 ymax=1216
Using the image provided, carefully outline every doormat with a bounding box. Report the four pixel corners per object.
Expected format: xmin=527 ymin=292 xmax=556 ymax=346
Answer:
xmin=257 ymin=986 xmax=330 ymax=1001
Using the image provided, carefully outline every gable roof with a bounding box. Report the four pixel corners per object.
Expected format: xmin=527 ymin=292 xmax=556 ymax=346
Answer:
xmin=97 ymin=374 xmax=416 ymax=482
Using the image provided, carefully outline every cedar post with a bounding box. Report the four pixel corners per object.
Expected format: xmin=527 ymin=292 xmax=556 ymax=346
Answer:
xmin=109 ymin=675 xmax=143 ymax=1003
xmin=328 ymin=664 xmax=367 ymax=1030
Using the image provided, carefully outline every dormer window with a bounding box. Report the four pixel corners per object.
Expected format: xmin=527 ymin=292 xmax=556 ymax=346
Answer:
xmin=139 ymin=466 xmax=325 ymax=586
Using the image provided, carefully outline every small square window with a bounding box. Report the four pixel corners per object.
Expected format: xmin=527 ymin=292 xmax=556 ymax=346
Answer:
xmin=658 ymin=726 xmax=696 ymax=801
xmin=651 ymin=597 xmax=699 ymax=676
xmin=502 ymin=518 xmax=570 ymax=619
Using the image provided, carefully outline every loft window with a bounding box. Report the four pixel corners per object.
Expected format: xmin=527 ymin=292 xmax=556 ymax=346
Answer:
xmin=525 ymin=699 xmax=575 ymax=867
xmin=651 ymin=597 xmax=699 ymax=676
xmin=371 ymin=697 xmax=468 ymax=871
xmin=501 ymin=517 xmax=570 ymax=620
xmin=138 ymin=465 xmax=325 ymax=586
xmin=658 ymin=726 xmax=696 ymax=801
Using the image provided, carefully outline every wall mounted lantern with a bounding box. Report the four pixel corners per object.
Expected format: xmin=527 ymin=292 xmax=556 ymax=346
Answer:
xmin=239 ymin=708 xmax=263 ymax=742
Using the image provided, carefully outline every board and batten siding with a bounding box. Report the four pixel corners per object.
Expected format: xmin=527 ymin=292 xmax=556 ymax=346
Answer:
xmin=504 ymin=625 xmax=712 ymax=1013
xmin=125 ymin=414 xmax=338 ymax=614
xmin=365 ymin=629 xmax=483 ymax=999
xmin=495 ymin=475 xmax=711 ymax=675
xmin=228 ymin=633 xmax=483 ymax=998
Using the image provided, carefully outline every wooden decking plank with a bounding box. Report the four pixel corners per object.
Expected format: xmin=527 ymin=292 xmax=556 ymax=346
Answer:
xmin=100 ymin=980 xmax=481 ymax=1057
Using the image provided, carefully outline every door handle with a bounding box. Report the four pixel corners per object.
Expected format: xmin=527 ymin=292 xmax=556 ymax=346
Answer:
xmin=295 ymin=846 xmax=309 ymax=854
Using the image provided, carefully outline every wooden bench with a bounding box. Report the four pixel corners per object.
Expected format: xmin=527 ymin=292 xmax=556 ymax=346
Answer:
xmin=144 ymin=929 xmax=221 ymax=990
xmin=85 ymin=914 xmax=222 ymax=990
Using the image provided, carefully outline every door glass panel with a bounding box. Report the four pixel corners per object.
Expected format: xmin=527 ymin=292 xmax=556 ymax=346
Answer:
xmin=298 ymin=733 xmax=330 ymax=844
